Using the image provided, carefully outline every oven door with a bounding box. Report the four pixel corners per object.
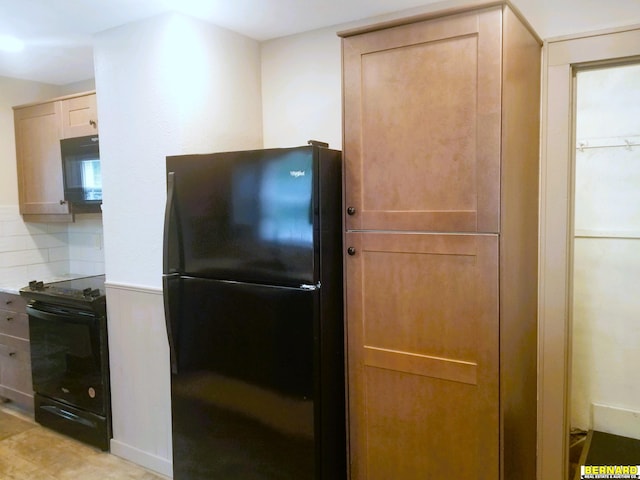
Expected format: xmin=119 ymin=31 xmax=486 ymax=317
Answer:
xmin=26 ymin=302 xmax=108 ymax=416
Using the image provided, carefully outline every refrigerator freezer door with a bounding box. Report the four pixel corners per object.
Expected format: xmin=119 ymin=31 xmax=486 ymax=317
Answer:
xmin=166 ymin=147 xmax=317 ymax=287
xmin=171 ymin=276 xmax=317 ymax=479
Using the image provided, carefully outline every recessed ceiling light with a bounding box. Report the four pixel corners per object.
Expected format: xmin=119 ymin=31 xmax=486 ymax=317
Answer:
xmin=0 ymin=35 xmax=25 ymax=52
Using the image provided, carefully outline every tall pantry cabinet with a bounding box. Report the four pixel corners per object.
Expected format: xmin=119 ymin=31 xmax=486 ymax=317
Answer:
xmin=340 ymin=2 xmax=540 ymax=479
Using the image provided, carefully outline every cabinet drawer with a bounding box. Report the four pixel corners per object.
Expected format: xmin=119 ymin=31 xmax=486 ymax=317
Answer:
xmin=0 ymin=292 xmax=26 ymax=311
xmin=0 ymin=334 xmax=32 ymax=396
xmin=0 ymin=311 xmax=29 ymax=339
xmin=0 ymin=292 xmax=29 ymax=339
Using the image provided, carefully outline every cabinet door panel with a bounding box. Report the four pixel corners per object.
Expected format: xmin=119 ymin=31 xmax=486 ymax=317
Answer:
xmin=14 ymin=102 xmax=69 ymax=215
xmin=343 ymin=9 xmax=501 ymax=233
xmin=0 ymin=335 xmax=32 ymax=396
xmin=0 ymin=311 xmax=29 ymax=339
xmin=61 ymin=94 xmax=98 ymax=138
xmin=345 ymin=231 xmax=499 ymax=480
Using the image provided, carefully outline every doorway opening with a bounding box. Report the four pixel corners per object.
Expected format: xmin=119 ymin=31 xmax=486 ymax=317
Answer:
xmin=568 ymin=61 xmax=640 ymax=479
xmin=538 ymin=24 xmax=640 ymax=480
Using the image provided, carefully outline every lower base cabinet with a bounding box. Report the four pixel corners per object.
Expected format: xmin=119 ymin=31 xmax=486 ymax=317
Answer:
xmin=0 ymin=292 xmax=33 ymax=413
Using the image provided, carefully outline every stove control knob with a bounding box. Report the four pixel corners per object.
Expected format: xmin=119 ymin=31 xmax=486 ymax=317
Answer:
xmin=90 ymin=289 xmax=101 ymax=298
xmin=29 ymin=280 xmax=45 ymax=291
xmin=83 ymin=287 xmax=93 ymax=297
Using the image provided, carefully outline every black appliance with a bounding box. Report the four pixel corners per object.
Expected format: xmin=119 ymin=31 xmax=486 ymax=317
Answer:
xmin=61 ymin=134 xmax=102 ymax=205
xmin=20 ymin=275 xmax=111 ymax=451
xmin=163 ymin=142 xmax=345 ymax=479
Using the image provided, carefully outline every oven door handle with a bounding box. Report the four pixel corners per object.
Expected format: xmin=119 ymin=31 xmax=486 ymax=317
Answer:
xmin=41 ymin=405 xmax=96 ymax=428
xmin=26 ymin=305 xmax=96 ymax=325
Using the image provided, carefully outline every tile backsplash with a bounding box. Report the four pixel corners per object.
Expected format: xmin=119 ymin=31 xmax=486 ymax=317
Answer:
xmin=68 ymin=213 xmax=105 ymax=276
xmin=0 ymin=205 xmax=104 ymax=289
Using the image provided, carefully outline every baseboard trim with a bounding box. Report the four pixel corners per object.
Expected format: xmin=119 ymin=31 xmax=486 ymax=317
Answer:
xmin=592 ymin=403 xmax=640 ymax=441
xmin=110 ymin=439 xmax=173 ymax=478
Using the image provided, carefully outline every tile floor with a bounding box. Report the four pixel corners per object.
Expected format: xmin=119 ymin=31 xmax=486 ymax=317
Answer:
xmin=0 ymin=405 xmax=167 ymax=480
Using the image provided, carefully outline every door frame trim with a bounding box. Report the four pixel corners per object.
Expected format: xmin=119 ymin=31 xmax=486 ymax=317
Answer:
xmin=538 ymin=23 xmax=640 ymax=480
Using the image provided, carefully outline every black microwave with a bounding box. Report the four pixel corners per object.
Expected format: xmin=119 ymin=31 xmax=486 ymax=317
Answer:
xmin=61 ymin=135 xmax=102 ymax=205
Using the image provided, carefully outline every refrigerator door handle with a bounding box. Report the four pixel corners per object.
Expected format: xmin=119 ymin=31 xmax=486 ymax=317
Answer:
xmin=300 ymin=282 xmax=321 ymax=291
xmin=163 ymin=171 xmax=178 ymax=274
xmin=163 ymin=273 xmax=180 ymax=375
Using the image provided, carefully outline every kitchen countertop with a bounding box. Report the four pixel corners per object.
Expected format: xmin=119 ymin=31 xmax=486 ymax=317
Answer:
xmin=0 ymin=273 xmax=102 ymax=295
xmin=0 ymin=284 xmax=26 ymax=295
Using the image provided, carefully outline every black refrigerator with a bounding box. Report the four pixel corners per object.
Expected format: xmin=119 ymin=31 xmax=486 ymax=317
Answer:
xmin=162 ymin=143 xmax=346 ymax=479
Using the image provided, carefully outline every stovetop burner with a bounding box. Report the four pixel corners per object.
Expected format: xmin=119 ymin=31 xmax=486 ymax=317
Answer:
xmin=20 ymin=275 xmax=106 ymax=311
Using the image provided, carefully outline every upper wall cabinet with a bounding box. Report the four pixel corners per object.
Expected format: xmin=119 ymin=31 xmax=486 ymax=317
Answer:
xmin=14 ymin=101 xmax=69 ymax=217
xmin=342 ymin=8 xmax=502 ymax=233
xmin=61 ymin=93 xmax=98 ymax=138
xmin=13 ymin=92 xmax=98 ymax=222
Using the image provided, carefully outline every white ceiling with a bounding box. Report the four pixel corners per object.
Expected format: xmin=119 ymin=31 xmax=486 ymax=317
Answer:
xmin=1 ymin=0 xmax=639 ymax=85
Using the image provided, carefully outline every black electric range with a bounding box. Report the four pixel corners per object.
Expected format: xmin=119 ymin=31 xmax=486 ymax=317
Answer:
xmin=19 ymin=274 xmax=111 ymax=451
xmin=20 ymin=275 xmax=106 ymax=313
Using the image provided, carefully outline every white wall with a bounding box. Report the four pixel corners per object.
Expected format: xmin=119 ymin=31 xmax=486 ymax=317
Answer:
xmin=68 ymin=214 xmax=105 ymax=275
xmin=261 ymin=26 xmax=342 ymax=149
xmin=56 ymin=78 xmax=96 ymax=97
xmin=93 ymin=12 xmax=263 ymax=476
xmin=571 ymin=63 xmax=640 ymax=439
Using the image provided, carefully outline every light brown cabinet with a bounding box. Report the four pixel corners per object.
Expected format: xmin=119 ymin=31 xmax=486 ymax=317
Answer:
xmin=340 ymin=2 xmax=540 ymax=479
xmin=342 ymin=7 xmax=501 ymax=234
xmin=345 ymin=232 xmax=499 ymax=478
xmin=13 ymin=92 xmax=98 ymax=222
xmin=14 ymin=101 xmax=70 ymax=218
xmin=61 ymin=93 xmax=98 ymax=138
xmin=0 ymin=292 xmax=33 ymax=413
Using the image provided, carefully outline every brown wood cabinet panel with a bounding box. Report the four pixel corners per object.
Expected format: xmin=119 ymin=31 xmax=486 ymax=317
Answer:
xmin=499 ymin=7 xmax=541 ymax=478
xmin=345 ymin=231 xmax=499 ymax=479
xmin=0 ymin=292 xmax=29 ymax=340
xmin=13 ymin=91 xmax=98 ymax=221
xmin=14 ymin=101 xmax=70 ymax=215
xmin=0 ymin=291 xmax=26 ymax=312
xmin=0 ymin=311 xmax=29 ymax=340
xmin=0 ymin=293 xmax=33 ymax=412
xmin=0 ymin=334 xmax=32 ymax=400
xmin=61 ymin=93 xmax=98 ymax=138
xmin=343 ymin=8 xmax=501 ymax=233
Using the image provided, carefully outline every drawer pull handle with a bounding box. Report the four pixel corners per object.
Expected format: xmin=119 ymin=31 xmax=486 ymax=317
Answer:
xmin=5 ymin=300 xmax=12 ymax=305
xmin=6 ymin=317 xmax=13 ymax=321
xmin=0 ymin=346 xmax=17 ymax=357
